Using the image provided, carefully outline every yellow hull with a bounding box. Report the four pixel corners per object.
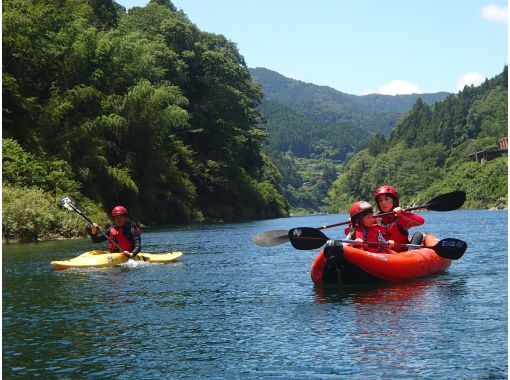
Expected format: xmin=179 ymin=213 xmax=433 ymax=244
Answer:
xmin=51 ymin=250 xmax=183 ymax=270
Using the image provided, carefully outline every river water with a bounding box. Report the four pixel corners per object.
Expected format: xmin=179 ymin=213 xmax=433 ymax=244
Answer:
xmin=2 ymin=210 xmax=507 ymax=378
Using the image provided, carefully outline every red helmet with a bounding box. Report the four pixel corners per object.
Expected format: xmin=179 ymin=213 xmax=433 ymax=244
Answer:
xmin=111 ymin=206 xmax=128 ymax=216
xmin=349 ymin=201 xmax=373 ymax=219
xmin=374 ymin=185 xmax=399 ymax=202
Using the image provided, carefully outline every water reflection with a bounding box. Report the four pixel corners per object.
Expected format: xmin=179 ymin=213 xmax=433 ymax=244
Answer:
xmin=3 ymin=210 xmax=507 ymax=378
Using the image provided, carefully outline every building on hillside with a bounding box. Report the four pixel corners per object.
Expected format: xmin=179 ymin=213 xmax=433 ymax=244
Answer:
xmin=468 ymin=137 xmax=508 ymax=164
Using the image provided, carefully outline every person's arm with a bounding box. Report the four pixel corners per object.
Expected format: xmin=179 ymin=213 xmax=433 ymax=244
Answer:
xmin=129 ymin=226 xmax=141 ymax=256
xmin=88 ymin=224 xmax=109 ymax=243
xmin=385 ymin=240 xmax=397 ymax=254
xmin=394 ymin=208 xmax=425 ymax=229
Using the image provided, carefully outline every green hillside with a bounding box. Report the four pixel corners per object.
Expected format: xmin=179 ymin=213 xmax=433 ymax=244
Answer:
xmin=260 ymin=100 xmax=369 ymax=160
xmin=251 ymin=67 xmax=450 ymax=213
xmin=250 ymin=67 xmax=449 ymax=136
xmin=328 ymin=66 xmax=508 ymax=211
xmin=2 ymin=0 xmax=288 ymax=241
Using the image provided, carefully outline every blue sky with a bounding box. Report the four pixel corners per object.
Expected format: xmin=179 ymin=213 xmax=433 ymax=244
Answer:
xmin=117 ymin=0 xmax=508 ymax=95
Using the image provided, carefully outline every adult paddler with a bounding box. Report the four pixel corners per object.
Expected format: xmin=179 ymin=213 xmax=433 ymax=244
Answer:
xmin=89 ymin=206 xmax=141 ymax=258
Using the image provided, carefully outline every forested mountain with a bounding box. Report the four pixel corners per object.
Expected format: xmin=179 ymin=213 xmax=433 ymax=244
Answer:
xmin=251 ymin=67 xmax=449 ymax=212
xmin=329 ymin=66 xmax=508 ymax=211
xmin=2 ymin=0 xmax=288 ymax=241
xmin=259 ymin=100 xmax=369 ymax=160
xmin=250 ymin=67 xmax=449 ymax=136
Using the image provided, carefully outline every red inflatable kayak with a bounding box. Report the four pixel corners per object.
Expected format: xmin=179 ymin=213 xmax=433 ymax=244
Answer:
xmin=311 ymin=234 xmax=451 ymax=285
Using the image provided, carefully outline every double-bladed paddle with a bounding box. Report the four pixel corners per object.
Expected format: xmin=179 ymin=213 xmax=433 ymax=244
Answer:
xmin=59 ymin=194 xmax=125 ymax=253
xmin=287 ymin=227 xmax=467 ymax=260
xmin=251 ymin=191 xmax=466 ymax=247
xmin=373 ymin=190 xmax=466 ymax=217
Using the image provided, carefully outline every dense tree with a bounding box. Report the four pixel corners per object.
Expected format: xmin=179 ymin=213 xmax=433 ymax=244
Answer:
xmin=2 ymin=0 xmax=289 ymax=240
xmin=252 ymin=67 xmax=450 ymax=213
xmin=328 ymin=67 xmax=508 ymax=211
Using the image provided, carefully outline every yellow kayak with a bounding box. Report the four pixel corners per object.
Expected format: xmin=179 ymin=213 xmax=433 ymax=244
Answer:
xmin=51 ymin=250 xmax=183 ymax=270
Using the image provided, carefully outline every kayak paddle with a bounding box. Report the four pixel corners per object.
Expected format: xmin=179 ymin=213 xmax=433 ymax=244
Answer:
xmin=251 ymin=229 xmax=290 ymax=247
xmin=251 ymin=191 xmax=466 ymax=247
xmin=59 ymin=194 xmax=126 ymax=253
xmin=287 ymin=227 xmax=467 ymax=260
xmin=374 ymin=190 xmax=466 ymax=218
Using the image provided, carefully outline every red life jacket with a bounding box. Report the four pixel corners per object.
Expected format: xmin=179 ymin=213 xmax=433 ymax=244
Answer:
xmin=349 ymin=225 xmax=390 ymax=253
xmin=376 ymin=215 xmax=409 ymax=252
xmin=108 ymin=225 xmax=133 ymax=252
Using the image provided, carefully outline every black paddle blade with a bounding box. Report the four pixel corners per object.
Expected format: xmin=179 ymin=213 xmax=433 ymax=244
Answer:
xmin=288 ymin=227 xmax=328 ymax=250
xmin=59 ymin=194 xmax=80 ymax=212
xmin=433 ymin=238 xmax=467 ymax=260
xmin=252 ymin=230 xmax=289 ymax=247
xmin=426 ymin=191 xmax=466 ymax=211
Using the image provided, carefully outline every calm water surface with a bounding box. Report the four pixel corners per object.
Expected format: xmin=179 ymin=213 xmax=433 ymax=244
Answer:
xmin=3 ymin=210 xmax=507 ymax=378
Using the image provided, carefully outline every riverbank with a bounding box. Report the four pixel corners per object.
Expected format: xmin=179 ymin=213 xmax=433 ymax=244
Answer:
xmin=4 ymin=201 xmax=506 ymax=244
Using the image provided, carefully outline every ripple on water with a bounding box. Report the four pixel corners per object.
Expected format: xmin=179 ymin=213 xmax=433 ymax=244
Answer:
xmin=2 ymin=210 xmax=507 ymax=378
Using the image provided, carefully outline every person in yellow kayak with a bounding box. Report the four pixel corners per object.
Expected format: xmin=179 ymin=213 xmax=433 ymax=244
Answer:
xmin=89 ymin=206 xmax=141 ymax=258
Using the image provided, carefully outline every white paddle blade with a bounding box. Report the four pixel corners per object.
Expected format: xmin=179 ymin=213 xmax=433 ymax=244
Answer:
xmin=59 ymin=194 xmax=77 ymax=211
xmin=251 ymin=230 xmax=289 ymax=247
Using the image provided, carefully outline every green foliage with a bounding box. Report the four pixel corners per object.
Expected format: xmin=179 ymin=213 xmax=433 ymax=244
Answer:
xmin=251 ymin=68 xmax=450 ymax=213
xmin=328 ymin=67 xmax=508 ymax=212
xmin=3 ymin=138 xmax=81 ymax=195
xmin=267 ymin=152 xmax=340 ymax=213
xmin=2 ymin=0 xmax=289 ymax=241
xmin=259 ymin=100 xmax=369 ymax=160
xmin=250 ymin=67 xmax=449 ymax=137
xmin=417 ymin=158 xmax=507 ymax=209
xmin=367 ymin=133 xmax=387 ymax=156
xmin=2 ymin=185 xmax=109 ymax=242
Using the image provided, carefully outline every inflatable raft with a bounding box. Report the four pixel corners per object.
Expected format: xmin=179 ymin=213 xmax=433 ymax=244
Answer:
xmin=51 ymin=250 xmax=183 ymax=270
xmin=311 ymin=234 xmax=451 ymax=285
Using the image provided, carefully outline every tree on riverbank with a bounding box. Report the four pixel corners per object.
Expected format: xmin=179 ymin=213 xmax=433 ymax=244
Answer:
xmin=328 ymin=67 xmax=508 ymax=211
xmin=3 ymin=0 xmax=288 ymax=241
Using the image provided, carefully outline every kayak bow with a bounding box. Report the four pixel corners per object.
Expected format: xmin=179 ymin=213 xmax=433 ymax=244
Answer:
xmin=51 ymin=250 xmax=183 ymax=270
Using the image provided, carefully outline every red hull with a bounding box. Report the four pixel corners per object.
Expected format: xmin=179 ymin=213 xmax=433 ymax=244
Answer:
xmin=311 ymin=234 xmax=451 ymax=285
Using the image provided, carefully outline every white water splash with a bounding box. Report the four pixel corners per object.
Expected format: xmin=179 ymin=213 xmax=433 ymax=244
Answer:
xmin=120 ymin=259 xmax=150 ymax=269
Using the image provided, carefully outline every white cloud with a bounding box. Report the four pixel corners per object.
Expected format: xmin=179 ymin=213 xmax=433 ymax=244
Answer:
xmin=481 ymin=4 xmax=508 ymax=23
xmin=360 ymin=89 xmax=376 ymax=95
xmin=456 ymin=72 xmax=486 ymax=89
xmin=361 ymin=80 xmax=421 ymax=96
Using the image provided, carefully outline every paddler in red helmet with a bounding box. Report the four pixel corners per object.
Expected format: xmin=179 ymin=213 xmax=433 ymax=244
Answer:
xmin=346 ymin=200 xmax=395 ymax=254
xmin=89 ymin=206 xmax=141 ymax=258
xmin=374 ymin=185 xmax=424 ymax=252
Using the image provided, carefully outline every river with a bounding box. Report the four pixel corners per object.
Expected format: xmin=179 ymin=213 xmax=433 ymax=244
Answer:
xmin=3 ymin=210 xmax=507 ymax=378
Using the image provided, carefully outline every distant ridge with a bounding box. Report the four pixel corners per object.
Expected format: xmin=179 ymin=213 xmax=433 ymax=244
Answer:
xmin=250 ymin=67 xmax=449 ymax=115
xmin=249 ymin=66 xmax=450 ymax=213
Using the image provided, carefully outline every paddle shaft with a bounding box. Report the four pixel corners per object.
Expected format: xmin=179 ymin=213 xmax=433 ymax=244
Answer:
xmin=318 ymin=221 xmax=350 ymax=229
xmin=288 ymin=226 xmax=466 ymax=259
xmin=67 ymin=203 xmax=125 ymax=253
xmin=373 ymin=205 xmax=426 ymax=218
xmin=252 ymin=191 xmax=465 ymax=247
xmin=292 ymin=236 xmax=426 ymax=249
xmin=317 ymin=209 xmax=413 ymax=230
xmin=318 ymin=191 xmax=465 ymax=229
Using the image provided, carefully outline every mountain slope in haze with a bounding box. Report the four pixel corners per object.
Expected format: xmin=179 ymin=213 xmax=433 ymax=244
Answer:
xmin=250 ymin=67 xmax=449 ymax=136
xmin=260 ymin=100 xmax=369 ymax=160
xmin=328 ymin=66 xmax=508 ymax=211
xmin=251 ymin=67 xmax=449 ymax=213
xmin=258 ymin=100 xmax=368 ymax=212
